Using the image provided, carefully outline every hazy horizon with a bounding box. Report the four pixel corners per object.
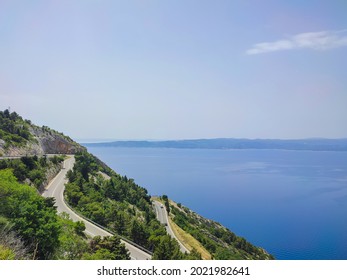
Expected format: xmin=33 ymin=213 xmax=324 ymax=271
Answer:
xmin=1 ymin=1 xmax=346 ymax=140
xmin=77 ymin=137 xmax=347 ymax=143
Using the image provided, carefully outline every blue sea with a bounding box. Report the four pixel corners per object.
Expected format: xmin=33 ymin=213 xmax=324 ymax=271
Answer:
xmin=85 ymin=147 xmax=347 ymax=260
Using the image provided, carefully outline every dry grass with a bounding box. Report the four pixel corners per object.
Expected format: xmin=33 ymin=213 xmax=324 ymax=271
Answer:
xmin=151 ymin=196 xmax=212 ymax=260
xmin=168 ymin=217 xmax=212 ymax=260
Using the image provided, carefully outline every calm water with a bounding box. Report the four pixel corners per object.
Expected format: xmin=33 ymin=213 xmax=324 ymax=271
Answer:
xmin=86 ymin=147 xmax=347 ymax=260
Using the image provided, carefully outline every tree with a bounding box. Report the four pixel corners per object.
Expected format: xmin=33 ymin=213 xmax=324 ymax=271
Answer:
xmin=114 ymin=211 xmax=127 ymax=236
xmin=129 ymin=219 xmax=148 ymax=247
xmin=65 ymin=183 xmax=83 ymax=206
xmin=214 ymin=247 xmax=237 ymax=260
xmin=161 ymin=195 xmax=170 ymax=214
xmin=54 ymin=213 xmax=89 ymax=260
xmin=39 ymin=155 xmax=48 ymax=167
xmin=83 ymin=236 xmax=130 ymax=260
xmin=21 ymin=156 xmax=37 ymax=170
xmin=11 ymin=161 xmax=27 ymax=182
xmin=152 ymin=235 xmax=182 ymax=260
xmin=74 ymin=153 xmax=98 ymax=181
xmin=28 ymin=169 xmax=45 ymax=188
xmin=74 ymin=221 xmax=86 ymax=236
xmin=185 ymin=248 xmax=202 ymax=260
xmin=3 ymin=109 xmax=10 ymax=118
xmin=0 ymin=169 xmax=61 ymax=259
xmin=11 ymin=195 xmax=61 ymax=259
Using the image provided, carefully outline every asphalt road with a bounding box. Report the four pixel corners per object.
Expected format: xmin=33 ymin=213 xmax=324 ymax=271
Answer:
xmin=153 ymin=200 xmax=189 ymax=253
xmin=43 ymin=156 xmax=151 ymax=260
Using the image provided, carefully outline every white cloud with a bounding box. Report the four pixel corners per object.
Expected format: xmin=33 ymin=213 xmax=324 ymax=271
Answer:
xmin=246 ymin=30 xmax=347 ymax=55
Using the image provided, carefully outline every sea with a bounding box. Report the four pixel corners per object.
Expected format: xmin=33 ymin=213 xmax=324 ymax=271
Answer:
xmin=85 ymin=146 xmax=347 ymax=260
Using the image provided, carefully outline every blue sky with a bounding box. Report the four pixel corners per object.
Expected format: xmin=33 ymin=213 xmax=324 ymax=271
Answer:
xmin=1 ymin=0 xmax=346 ymax=140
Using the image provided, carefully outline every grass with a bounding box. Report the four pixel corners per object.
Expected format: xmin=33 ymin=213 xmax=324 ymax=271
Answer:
xmin=152 ymin=196 xmax=212 ymax=260
xmin=168 ymin=217 xmax=212 ymax=260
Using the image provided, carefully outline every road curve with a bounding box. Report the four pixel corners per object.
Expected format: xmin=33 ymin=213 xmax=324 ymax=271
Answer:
xmin=43 ymin=156 xmax=151 ymax=260
xmin=153 ymin=200 xmax=189 ymax=253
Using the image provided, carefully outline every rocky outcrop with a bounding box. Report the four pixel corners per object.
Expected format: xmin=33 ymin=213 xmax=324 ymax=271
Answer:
xmin=0 ymin=142 xmax=42 ymax=157
xmin=38 ymin=162 xmax=63 ymax=193
xmin=0 ymin=126 xmax=85 ymax=157
xmin=31 ymin=126 xmax=85 ymax=155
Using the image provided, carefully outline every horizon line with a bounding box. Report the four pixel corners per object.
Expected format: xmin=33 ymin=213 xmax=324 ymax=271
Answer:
xmin=77 ymin=137 xmax=347 ymax=144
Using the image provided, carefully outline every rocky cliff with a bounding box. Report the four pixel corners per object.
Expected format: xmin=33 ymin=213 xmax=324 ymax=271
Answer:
xmin=0 ymin=110 xmax=85 ymax=156
xmin=30 ymin=126 xmax=85 ymax=155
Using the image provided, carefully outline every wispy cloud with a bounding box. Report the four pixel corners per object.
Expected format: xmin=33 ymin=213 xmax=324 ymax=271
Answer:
xmin=246 ymin=30 xmax=347 ymax=55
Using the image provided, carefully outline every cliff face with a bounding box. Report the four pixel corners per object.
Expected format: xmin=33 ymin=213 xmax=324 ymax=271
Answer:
xmin=0 ymin=112 xmax=85 ymax=156
xmin=30 ymin=126 xmax=85 ymax=155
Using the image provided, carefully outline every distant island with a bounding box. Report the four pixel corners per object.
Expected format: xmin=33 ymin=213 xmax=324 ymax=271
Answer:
xmin=83 ymin=138 xmax=347 ymax=151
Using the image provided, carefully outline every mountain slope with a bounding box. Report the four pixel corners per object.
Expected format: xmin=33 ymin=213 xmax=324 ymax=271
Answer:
xmin=0 ymin=110 xmax=274 ymax=260
xmin=167 ymin=198 xmax=273 ymax=260
xmin=0 ymin=109 xmax=85 ymax=156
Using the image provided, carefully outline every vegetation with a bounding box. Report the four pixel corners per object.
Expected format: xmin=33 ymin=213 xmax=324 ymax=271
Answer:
xmin=168 ymin=216 xmax=211 ymax=260
xmin=64 ymin=151 xmax=201 ymax=260
xmin=53 ymin=213 xmax=130 ymax=260
xmin=0 ymin=169 xmax=61 ymax=259
xmin=161 ymin=195 xmax=170 ymax=214
xmin=0 ymin=168 xmax=130 ymax=260
xmin=0 ymin=216 xmax=28 ymax=260
xmin=0 ymin=109 xmax=32 ymax=148
xmin=0 ymin=109 xmax=86 ymax=156
xmin=168 ymin=200 xmax=274 ymax=260
xmin=40 ymin=124 xmax=77 ymax=144
xmin=0 ymin=155 xmax=64 ymax=190
xmin=1 ymin=111 xmax=274 ymax=260
xmin=82 ymin=235 xmax=130 ymax=260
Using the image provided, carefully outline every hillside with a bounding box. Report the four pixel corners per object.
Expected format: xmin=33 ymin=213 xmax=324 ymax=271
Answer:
xmin=0 ymin=110 xmax=273 ymax=260
xmin=0 ymin=109 xmax=85 ymax=156
xmin=166 ymin=198 xmax=273 ymax=260
xmin=0 ymin=168 xmax=130 ymax=260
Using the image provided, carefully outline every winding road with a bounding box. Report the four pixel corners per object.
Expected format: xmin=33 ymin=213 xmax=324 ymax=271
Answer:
xmin=153 ymin=200 xmax=189 ymax=253
xmin=42 ymin=156 xmax=151 ymax=260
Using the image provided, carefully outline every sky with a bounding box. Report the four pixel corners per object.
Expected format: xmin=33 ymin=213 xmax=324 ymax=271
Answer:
xmin=1 ymin=0 xmax=347 ymax=141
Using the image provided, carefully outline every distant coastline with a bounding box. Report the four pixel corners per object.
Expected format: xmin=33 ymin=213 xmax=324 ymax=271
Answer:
xmin=82 ymin=138 xmax=347 ymax=152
